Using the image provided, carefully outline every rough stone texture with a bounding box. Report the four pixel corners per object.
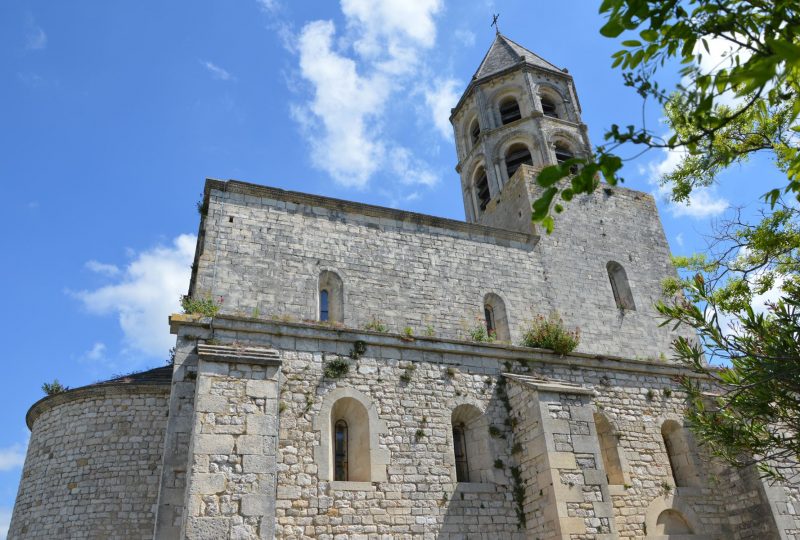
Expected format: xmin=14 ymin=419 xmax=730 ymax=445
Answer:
xmin=9 ymin=386 xmax=169 ymax=539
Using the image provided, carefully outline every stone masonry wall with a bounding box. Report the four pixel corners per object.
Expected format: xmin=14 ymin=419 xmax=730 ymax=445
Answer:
xmin=9 ymin=387 xmax=169 ymax=539
xmin=168 ymin=317 xmax=793 ymax=539
xmin=190 ymin=179 xmax=688 ymax=360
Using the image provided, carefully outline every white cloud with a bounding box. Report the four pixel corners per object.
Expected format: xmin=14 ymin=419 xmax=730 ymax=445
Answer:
xmin=85 ymin=260 xmax=120 ymax=277
xmin=202 ymin=61 xmax=235 ymax=81
xmin=689 ymin=35 xmax=753 ymax=107
xmin=72 ymin=235 xmax=196 ymax=358
xmin=290 ymin=0 xmax=445 ymax=189
xmin=646 ymin=146 xmax=729 ymax=219
xmin=25 ymin=17 xmax=46 ymax=50
xmin=257 ymin=0 xmax=281 ymax=13
xmin=423 ymin=78 xmax=461 ymax=140
xmin=454 ymin=29 xmax=476 ymax=47
xmin=0 ymin=507 xmax=11 ymax=540
xmin=389 ymin=147 xmax=438 ymax=187
xmin=675 ymin=233 xmax=684 ymax=247
xmin=0 ymin=443 xmax=26 ymax=472
xmin=84 ymin=342 xmax=107 ymax=361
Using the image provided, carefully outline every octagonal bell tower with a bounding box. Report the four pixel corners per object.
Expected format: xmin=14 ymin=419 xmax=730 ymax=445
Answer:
xmin=450 ymin=33 xmax=592 ymax=233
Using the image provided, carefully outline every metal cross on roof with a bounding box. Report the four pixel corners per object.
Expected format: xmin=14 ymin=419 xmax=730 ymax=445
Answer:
xmin=491 ymin=13 xmax=500 ymax=34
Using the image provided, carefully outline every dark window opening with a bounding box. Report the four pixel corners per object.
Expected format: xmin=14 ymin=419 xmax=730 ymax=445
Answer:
xmin=505 ymin=145 xmax=533 ymax=178
xmin=476 ymin=170 xmax=490 ymax=212
xmin=541 ymin=97 xmax=558 ymax=118
xmin=320 ymin=289 xmax=330 ymax=321
xmin=470 ymin=120 xmax=480 ymax=145
xmin=334 ymin=419 xmax=348 ymax=481
xmin=556 ymin=146 xmax=578 ymax=174
xmin=453 ymin=423 xmax=469 ymax=482
xmin=499 ymin=98 xmax=522 ymax=125
xmin=484 ymin=306 xmax=496 ymax=339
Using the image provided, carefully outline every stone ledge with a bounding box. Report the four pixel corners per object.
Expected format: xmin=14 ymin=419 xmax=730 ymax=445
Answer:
xmin=171 ymin=314 xmax=704 ymax=380
xmin=329 ymin=481 xmax=376 ymax=492
xmin=196 ymin=343 xmax=281 ymax=366
xmin=454 ymin=482 xmax=499 ymax=493
xmin=503 ymin=374 xmax=596 ymax=396
xmin=204 ymin=178 xmax=537 ymax=247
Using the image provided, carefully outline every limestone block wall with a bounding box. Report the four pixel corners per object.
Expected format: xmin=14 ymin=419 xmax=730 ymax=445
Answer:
xmin=168 ymin=316 xmax=795 ymax=539
xmin=189 ymin=179 xmax=687 ymax=360
xmin=9 ymin=385 xmax=169 ymax=539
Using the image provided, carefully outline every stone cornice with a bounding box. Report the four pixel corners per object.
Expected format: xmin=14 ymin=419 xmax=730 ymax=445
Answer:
xmin=26 ymin=382 xmax=169 ymax=430
xmin=170 ymin=313 xmax=708 ymax=381
xmin=197 ymin=343 xmax=281 ymax=366
xmin=504 ymin=373 xmax=596 ymax=396
xmin=203 ymin=179 xmax=536 ymax=246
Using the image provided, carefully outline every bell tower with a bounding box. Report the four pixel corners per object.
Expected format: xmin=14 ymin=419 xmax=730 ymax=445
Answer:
xmin=450 ymin=33 xmax=592 ymax=233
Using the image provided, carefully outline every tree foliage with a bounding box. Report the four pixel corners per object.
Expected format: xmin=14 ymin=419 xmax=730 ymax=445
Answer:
xmin=531 ymin=0 xmax=800 ymax=232
xmin=656 ymin=202 xmax=800 ymax=478
xmin=553 ymin=0 xmax=800 ymax=478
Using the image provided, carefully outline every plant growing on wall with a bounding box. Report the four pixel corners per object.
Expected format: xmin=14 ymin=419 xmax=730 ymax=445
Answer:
xmin=180 ymin=294 xmax=222 ymax=317
xmin=323 ymin=357 xmax=350 ymax=379
xmin=520 ymin=313 xmax=580 ymax=355
xmin=468 ymin=320 xmax=496 ymax=343
xmin=42 ymin=379 xmax=69 ymax=395
xmin=364 ymin=317 xmax=388 ymax=333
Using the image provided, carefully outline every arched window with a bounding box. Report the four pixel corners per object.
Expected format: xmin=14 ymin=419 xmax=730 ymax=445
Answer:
xmin=505 ymin=143 xmax=533 ymax=179
xmin=655 ymin=510 xmax=694 ymax=535
xmin=594 ymin=413 xmax=625 ymax=485
xmin=469 ymin=118 xmax=480 ymax=146
xmin=475 ymin=167 xmax=491 ymax=212
xmin=555 ymin=144 xmax=573 ymax=164
xmin=334 ymin=420 xmax=348 ymax=481
xmin=661 ymin=420 xmax=700 ymax=488
xmin=499 ymin=96 xmax=521 ymax=125
xmin=319 ymin=289 xmax=329 ymax=321
xmin=451 ymin=404 xmax=492 ymax=483
xmin=541 ymin=96 xmax=558 ymax=118
xmin=330 ymin=397 xmax=371 ymax=481
xmin=453 ymin=423 xmax=469 ymax=482
xmin=606 ymin=261 xmax=636 ymax=310
xmin=318 ymin=270 xmax=344 ymax=322
xmin=483 ymin=293 xmax=510 ymax=342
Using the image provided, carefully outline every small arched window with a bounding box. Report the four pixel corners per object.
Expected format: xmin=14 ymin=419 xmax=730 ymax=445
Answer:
xmin=475 ymin=167 xmax=490 ymax=212
xmin=469 ymin=119 xmax=480 ymax=146
xmin=606 ymin=261 xmax=636 ymax=310
xmin=662 ymin=420 xmax=700 ymax=488
xmin=319 ymin=289 xmax=329 ymax=321
xmin=541 ymin=96 xmax=558 ymax=118
xmin=334 ymin=420 xmax=348 ymax=481
xmin=555 ymin=145 xmax=573 ymax=164
xmin=594 ymin=413 xmax=625 ymax=485
xmin=505 ymin=143 xmax=533 ymax=179
xmin=318 ymin=271 xmax=344 ymax=322
xmin=483 ymin=293 xmax=510 ymax=342
xmin=453 ymin=423 xmax=469 ymax=482
xmin=499 ymin=97 xmax=522 ymax=125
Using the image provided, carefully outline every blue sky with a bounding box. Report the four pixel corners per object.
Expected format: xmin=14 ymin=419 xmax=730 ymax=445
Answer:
xmin=0 ymin=0 xmax=788 ymax=534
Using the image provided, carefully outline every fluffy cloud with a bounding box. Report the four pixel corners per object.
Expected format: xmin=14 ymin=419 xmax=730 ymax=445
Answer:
xmin=85 ymin=260 xmax=120 ymax=277
xmin=424 ymin=78 xmax=461 ymax=140
xmin=202 ymin=61 xmax=235 ymax=81
xmin=72 ymin=235 xmax=196 ymax=358
xmin=291 ymin=0 xmax=445 ymax=189
xmin=0 ymin=443 xmax=26 ymax=472
xmin=646 ymin=146 xmax=729 ymax=219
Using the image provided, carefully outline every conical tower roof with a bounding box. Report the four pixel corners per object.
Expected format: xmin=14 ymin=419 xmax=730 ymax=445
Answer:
xmin=473 ymin=33 xmax=561 ymax=81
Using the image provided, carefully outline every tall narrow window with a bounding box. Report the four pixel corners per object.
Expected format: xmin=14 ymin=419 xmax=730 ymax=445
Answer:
xmin=334 ymin=419 xmax=348 ymax=481
xmin=499 ymin=97 xmax=522 ymax=125
xmin=606 ymin=261 xmax=636 ymax=310
xmin=483 ymin=293 xmax=511 ymax=342
xmin=505 ymin=143 xmax=533 ymax=179
xmin=319 ymin=289 xmax=329 ymax=321
xmin=318 ymin=271 xmax=344 ymax=322
xmin=469 ymin=119 xmax=480 ymax=146
xmin=475 ymin=168 xmax=490 ymax=211
xmin=541 ymin=96 xmax=558 ymax=118
xmin=594 ymin=413 xmax=625 ymax=485
xmin=453 ymin=423 xmax=469 ymax=482
xmin=484 ymin=306 xmax=496 ymax=338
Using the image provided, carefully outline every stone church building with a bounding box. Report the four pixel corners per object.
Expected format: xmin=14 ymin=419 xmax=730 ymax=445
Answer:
xmin=10 ymin=34 xmax=800 ymax=539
